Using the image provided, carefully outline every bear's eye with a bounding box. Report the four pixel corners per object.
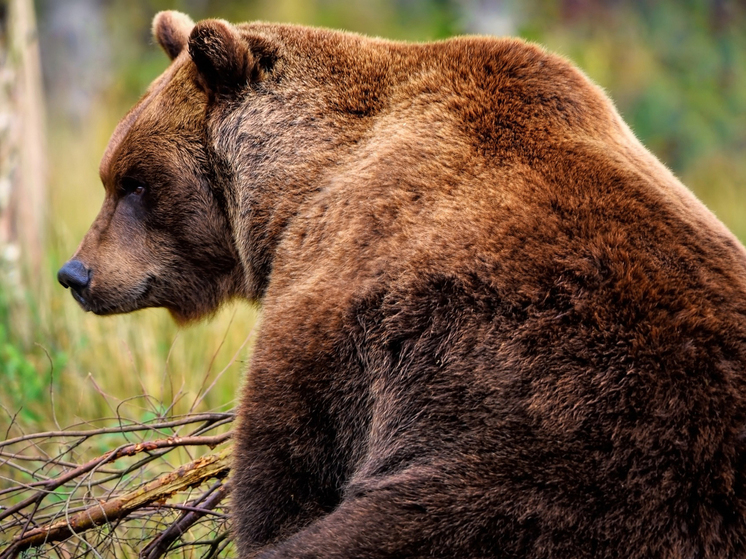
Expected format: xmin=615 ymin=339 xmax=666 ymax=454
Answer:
xmin=121 ymin=177 xmax=146 ymax=197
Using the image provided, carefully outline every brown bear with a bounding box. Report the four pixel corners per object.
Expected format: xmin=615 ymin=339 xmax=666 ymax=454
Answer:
xmin=58 ymin=10 xmax=746 ymax=559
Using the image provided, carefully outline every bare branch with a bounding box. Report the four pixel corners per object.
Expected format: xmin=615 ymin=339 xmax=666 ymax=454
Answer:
xmin=2 ymin=447 xmax=232 ymax=558
xmin=140 ymin=482 xmax=231 ymax=559
xmin=0 ymin=413 xmax=233 ymax=449
xmin=0 ymin=432 xmax=231 ymax=524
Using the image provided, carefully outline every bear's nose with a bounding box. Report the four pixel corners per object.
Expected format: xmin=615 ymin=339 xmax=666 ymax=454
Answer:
xmin=58 ymin=260 xmax=91 ymax=291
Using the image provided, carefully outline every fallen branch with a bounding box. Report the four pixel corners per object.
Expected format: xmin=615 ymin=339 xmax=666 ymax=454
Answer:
xmin=0 ymin=432 xmax=232 ymax=524
xmin=0 ymin=413 xmax=233 ymax=449
xmin=140 ymin=481 xmax=230 ymax=559
xmin=2 ymin=446 xmax=232 ymax=558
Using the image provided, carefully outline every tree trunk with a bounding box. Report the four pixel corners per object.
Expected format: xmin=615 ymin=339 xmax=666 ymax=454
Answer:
xmin=0 ymin=0 xmax=46 ymax=288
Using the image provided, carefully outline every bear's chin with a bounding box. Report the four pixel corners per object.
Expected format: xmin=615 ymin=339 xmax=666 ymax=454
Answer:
xmin=85 ymin=298 xmax=151 ymax=316
xmin=167 ymin=307 xmax=198 ymax=326
xmin=166 ymin=302 xmax=222 ymax=327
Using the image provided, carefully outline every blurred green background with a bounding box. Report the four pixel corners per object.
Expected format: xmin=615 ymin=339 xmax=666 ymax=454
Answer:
xmin=2 ymin=0 xmax=746 ymax=439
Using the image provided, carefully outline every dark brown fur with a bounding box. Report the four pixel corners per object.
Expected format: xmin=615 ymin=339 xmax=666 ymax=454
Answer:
xmin=61 ymin=11 xmax=746 ymax=558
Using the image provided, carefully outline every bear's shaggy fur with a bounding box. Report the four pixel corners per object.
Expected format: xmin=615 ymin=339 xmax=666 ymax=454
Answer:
xmin=60 ymin=11 xmax=746 ymax=558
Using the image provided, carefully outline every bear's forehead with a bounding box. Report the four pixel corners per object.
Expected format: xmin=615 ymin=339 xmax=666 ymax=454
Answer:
xmin=99 ymin=53 xmax=195 ymax=186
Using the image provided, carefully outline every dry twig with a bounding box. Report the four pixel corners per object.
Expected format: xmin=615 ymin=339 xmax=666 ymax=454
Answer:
xmin=0 ymin=412 xmax=235 ymax=558
xmin=2 ymin=448 xmax=231 ymax=558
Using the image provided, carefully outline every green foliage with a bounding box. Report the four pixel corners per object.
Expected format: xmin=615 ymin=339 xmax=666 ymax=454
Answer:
xmin=93 ymin=0 xmax=465 ymax=108
xmin=515 ymin=0 xmax=746 ymax=240
xmin=0 ymin=283 xmax=67 ymax=425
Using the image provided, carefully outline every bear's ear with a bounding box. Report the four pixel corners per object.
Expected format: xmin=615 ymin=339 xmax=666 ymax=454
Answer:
xmin=188 ymin=19 xmax=276 ymax=94
xmin=152 ymin=11 xmax=195 ymax=60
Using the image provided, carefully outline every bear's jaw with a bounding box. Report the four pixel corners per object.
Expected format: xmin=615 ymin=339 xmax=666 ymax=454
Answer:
xmin=71 ymin=275 xmax=155 ymax=316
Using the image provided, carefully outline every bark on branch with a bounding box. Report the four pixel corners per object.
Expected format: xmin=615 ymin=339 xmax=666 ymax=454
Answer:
xmin=0 ymin=412 xmax=234 ymax=449
xmin=1 ymin=446 xmax=232 ymax=558
xmin=0 ymin=431 xmax=232 ymax=523
xmin=140 ymin=481 xmax=231 ymax=559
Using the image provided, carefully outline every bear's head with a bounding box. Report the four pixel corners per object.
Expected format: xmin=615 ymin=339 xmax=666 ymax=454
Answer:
xmin=57 ymin=12 xmax=280 ymax=323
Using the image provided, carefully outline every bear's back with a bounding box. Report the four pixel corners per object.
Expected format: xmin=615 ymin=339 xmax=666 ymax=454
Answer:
xmin=264 ymin=25 xmax=746 ymax=321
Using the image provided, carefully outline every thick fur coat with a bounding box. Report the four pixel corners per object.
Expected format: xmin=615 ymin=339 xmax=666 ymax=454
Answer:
xmin=58 ymin=11 xmax=746 ymax=558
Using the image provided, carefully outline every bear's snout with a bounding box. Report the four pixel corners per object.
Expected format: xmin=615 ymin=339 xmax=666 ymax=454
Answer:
xmin=57 ymin=259 xmax=91 ymax=294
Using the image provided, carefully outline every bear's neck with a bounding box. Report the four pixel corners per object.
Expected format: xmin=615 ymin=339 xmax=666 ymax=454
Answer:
xmin=210 ymin=25 xmax=415 ymax=301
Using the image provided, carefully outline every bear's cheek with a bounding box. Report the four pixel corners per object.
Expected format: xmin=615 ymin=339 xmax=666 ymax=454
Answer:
xmin=76 ymin=208 xmax=169 ymax=315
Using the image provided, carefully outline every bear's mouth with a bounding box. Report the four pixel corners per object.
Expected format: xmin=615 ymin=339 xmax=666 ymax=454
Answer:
xmin=71 ymin=276 xmax=155 ymax=315
xmin=70 ymin=287 xmax=90 ymax=310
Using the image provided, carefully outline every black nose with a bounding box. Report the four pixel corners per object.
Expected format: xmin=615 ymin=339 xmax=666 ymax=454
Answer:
xmin=58 ymin=260 xmax=90 ymax=291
